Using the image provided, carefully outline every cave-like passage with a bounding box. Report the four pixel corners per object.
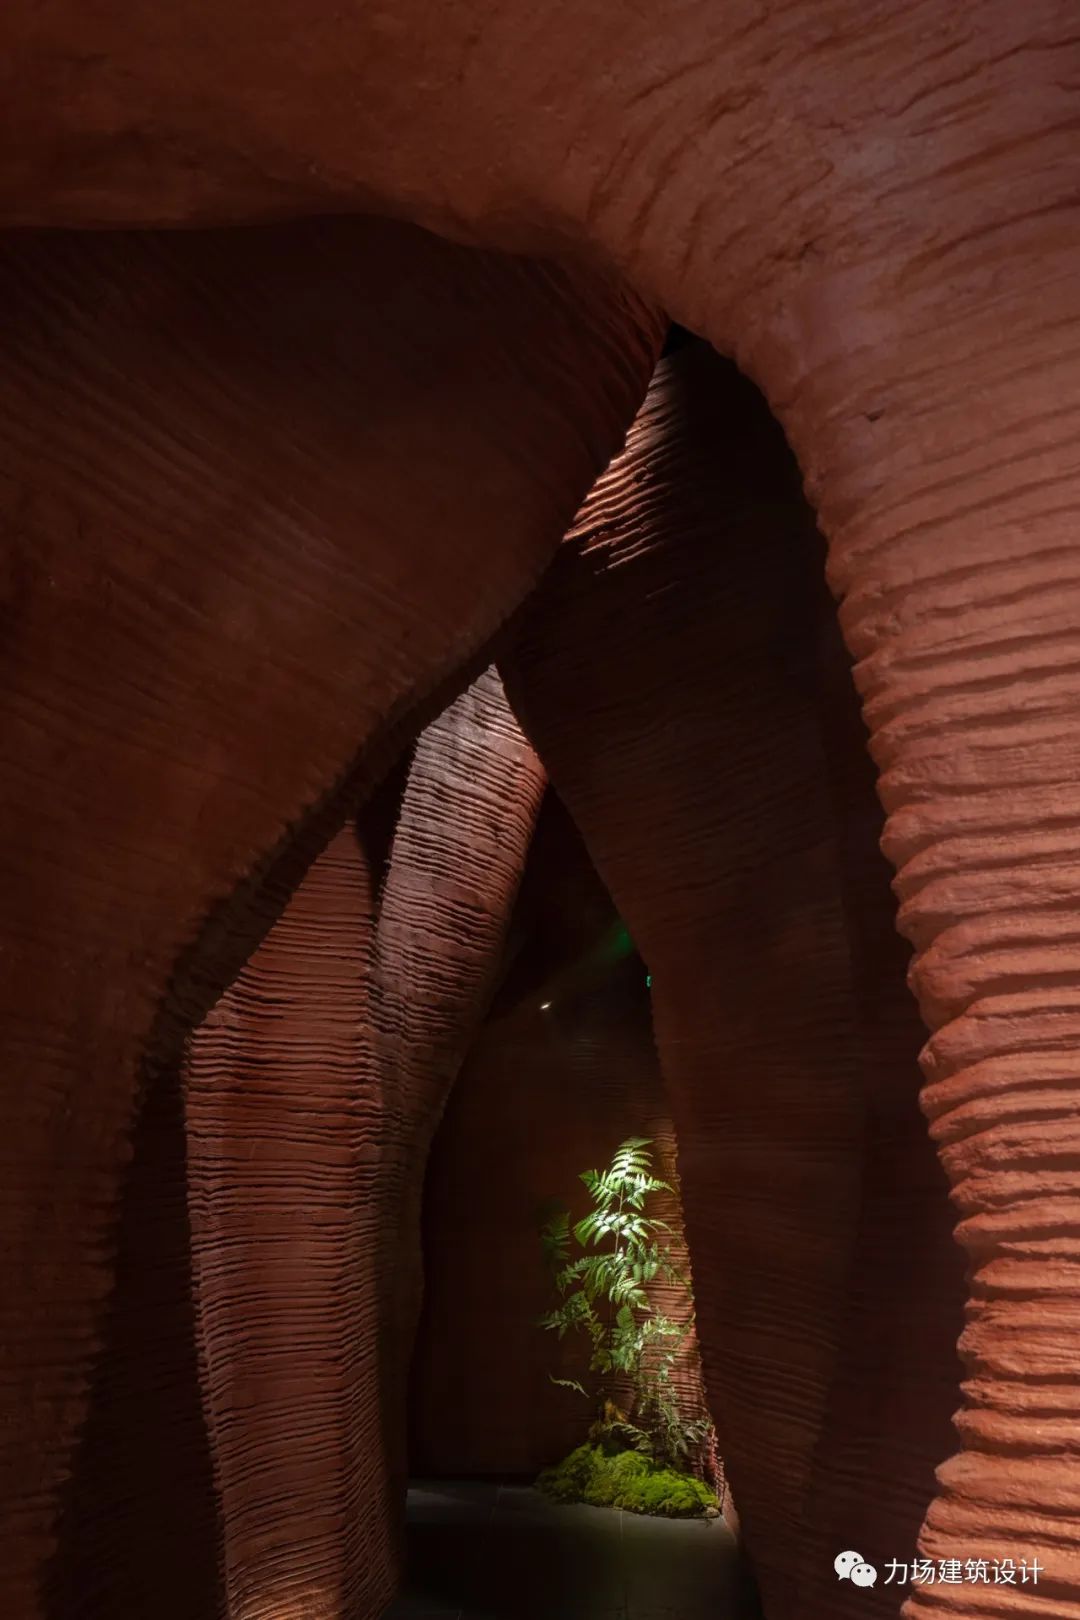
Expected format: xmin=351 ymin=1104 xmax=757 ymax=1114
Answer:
xmin=397 ymin=792 xmax=757 ymax=1619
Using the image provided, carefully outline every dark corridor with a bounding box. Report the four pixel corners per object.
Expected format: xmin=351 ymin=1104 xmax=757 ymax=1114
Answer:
xmin=382 ymin=1480 xmax=753 ymax=1620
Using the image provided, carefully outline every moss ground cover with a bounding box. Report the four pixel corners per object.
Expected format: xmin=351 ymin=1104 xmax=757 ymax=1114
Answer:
xmin=537 ymin=1443 xmax=717 ymax=1518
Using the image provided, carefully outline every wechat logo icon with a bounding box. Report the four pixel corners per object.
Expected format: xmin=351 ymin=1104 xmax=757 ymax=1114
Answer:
xmin=835 ymin=1551 xmax=878 ymax=1588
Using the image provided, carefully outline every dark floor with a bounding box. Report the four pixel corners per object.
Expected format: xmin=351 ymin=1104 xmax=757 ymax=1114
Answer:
xmin=381 ymin=1480 xmax=755 ymax=1620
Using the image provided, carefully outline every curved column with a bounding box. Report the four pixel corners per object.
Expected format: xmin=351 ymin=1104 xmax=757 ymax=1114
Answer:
xmin=184 ymin=669 xmax=544 ymax=1620
xmin=186 ymin=827 xmax=387 ymax=1620
xmin=0 ymin=218 xmax=660 ymax=1620
xmin=749 ymin=209 xmax=1080 ymax=1614
xmin=371 ymin=668 xmax=548 ymax=1498
xmin=501 ymin=343 xmax=946 ymax=1614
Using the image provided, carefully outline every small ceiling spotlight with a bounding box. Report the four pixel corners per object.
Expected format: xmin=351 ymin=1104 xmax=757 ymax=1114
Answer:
xmin=540 ymin=1001 xmax=552 ymax=1011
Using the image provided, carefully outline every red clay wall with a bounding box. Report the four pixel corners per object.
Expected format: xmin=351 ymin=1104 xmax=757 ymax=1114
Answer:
xmin=183 ymin=670 xmax=546 ymax=1620
xmin=409 ymin=797 xmax=712 ymax=1481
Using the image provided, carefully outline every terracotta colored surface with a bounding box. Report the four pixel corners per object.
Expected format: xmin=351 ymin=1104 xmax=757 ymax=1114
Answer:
xmin=0 ymin=3 xmax=1072 ymax=383
xmin=184 ymin=670 xmax=543 ymax=1620
xmin=502 ymin=343 xmax=966 ymax=1616
xmin=797 ymin=587 xmax=965 ymax=1599
xmin=372 ymin=668 xmax=549 ymax=1508
xmin=1 ymin=7 xmax=1076 ymax=1609
xmin=43 ymin=987 xmax=222 ymax=1620
xmin=0 ymin=220 xmax=659 ymax=1620
xmin=44 ymin=762 xmax=408 ymax=1620
xmin=754 ymin=220 xmax=1080 ymax=1617
xmin=187 ymin=826 xmax=387 ymax=1620
xmin=411 ymin=795 xmax=711 ymax=1481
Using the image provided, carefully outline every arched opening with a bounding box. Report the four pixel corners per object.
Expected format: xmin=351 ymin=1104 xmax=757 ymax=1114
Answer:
xmin=9 ymin=280 xmax=970 ymax=1620
xmin=402 ymin=790 xmax=749 ymax=1616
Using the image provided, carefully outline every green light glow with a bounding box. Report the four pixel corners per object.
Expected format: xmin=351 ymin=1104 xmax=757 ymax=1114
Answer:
xmin=601 ymin=922 xmax=636 ymax=964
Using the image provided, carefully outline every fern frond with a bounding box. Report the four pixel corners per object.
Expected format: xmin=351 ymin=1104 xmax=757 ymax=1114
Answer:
xmin=548 ymin=1376 xmax=589 ymax=1398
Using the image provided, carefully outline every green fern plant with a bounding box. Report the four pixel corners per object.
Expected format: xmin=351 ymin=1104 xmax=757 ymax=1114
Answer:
xmin=538 ymin=1136 xmax=714 ymax=1471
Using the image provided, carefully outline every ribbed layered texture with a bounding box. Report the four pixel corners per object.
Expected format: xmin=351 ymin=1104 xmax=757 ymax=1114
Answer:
xmin=412 ymin=802 xmax=712 ymax=1481
xmin=502 ymin=342 xmax=965 ymax=1616
xmin=0 ymin=218 xmax=659 ymax=1620
xmin=798 ymin=608 xmax=964 ymax=1605
xmin=184 ymin=670 xmax=544 ymax=1620
xmin=186 ymin=828 xmax=386 ymax=1620
xmin=376 ymin=668 xmax=549 ymax=1174
xmin=372 ymin=669 xmax=548 ymax=1491
xmin=782 ymin=230 xmax=1080 ymax=1615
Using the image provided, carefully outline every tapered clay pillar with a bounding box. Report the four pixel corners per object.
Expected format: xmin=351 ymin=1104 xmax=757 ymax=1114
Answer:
xmin=502 ymin=345 xmax=960 ymax=1616
xmin=186 ymin=669 xmax=545 ymax=1620
xmin=747 ymin=217 xmax=1080 ymax=1613
xmin=187 ymin=826 xmax=390 ymax=1620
